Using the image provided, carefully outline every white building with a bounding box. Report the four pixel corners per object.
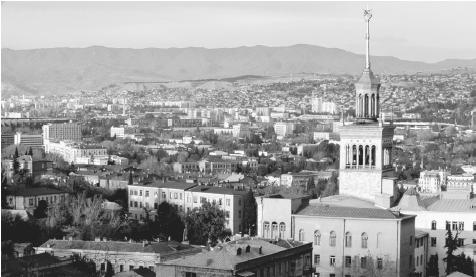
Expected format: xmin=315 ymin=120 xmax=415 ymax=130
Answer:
xmin=232 ymin=123 xmax=251 ymax=138
xmin=418 ymin=170 xmax=448 ymax=194
xmin=311 ymin=97 xmax=336 ymax=114
xmin=44 ymin=140 xmax=107 ymax=164
xmin=274 ymin=122 xmax=295 ymax=138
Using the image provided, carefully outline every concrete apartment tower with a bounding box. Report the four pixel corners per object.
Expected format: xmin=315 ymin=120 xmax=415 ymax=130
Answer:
xmin=338 ymin=10 xmax=398 ymax=207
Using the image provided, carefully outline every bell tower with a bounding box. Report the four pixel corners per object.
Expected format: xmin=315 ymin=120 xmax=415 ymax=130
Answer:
xmin=338 ymin=10 xmax=397 ymax=207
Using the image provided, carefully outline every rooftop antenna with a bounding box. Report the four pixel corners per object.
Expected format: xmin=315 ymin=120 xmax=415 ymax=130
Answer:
xmin=363 ymin=6 xmax=373 ymax=70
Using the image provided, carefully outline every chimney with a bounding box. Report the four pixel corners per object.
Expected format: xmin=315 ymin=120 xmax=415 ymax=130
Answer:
xmin=258 ymin=246 xmax=262 ymax=254
xmin=95 ymin=237 xmax=100 ymax=242
xmin=142 ymin=241 xmax=146 ymax=247
xmin=245 ymin=245 xmax=250 ymax=253
xmin=69 ymin=237 xmax=73 ymax=241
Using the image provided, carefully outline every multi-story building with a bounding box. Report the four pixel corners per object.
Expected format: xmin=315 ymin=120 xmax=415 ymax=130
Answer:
xmin=418 ymin=170 xmax=448 ymax=194
xmin=13 ymin=132 xmax=43 ymax=149
xmin=156 ymin=237 xmax=313 ymax=277
xmin=396 ymin=188 xmax=476 ymax=276
xmin=44 ymin=140 xmax=107 ymax=164
xmin=172 ymin=161 xmax=200 ymax=174
xmin=274 ymin=122 xmax=295 ymax=138
xmin=4 ymin=187 xmax=68 ymax=211
xmin=257 ymin=194 xmax=416 ymax=277
xmin=42 ymin=123 xmax=82 ymax=142
xmin=414 ymin=230 xmax=429 ymax=277
xmin=232 ymin=123 xmax=251 ymax=138
xmin=311 ymin=97 xmax=336 ymax=114
xmin=35 ymin=238 xmax=200 ymax=274
xmin=127 ymin=181 xmax=247 ymax=234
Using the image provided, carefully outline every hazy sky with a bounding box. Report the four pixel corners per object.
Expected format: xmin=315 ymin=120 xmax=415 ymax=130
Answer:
xmin=2 ymin=1 xmax=476 ymax=62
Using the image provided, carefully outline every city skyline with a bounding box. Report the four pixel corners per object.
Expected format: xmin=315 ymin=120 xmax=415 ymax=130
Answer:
xmin=2 ymin=1 xmax=476 ymax=63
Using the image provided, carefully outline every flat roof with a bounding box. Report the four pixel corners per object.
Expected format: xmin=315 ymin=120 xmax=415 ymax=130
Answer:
xmin=38 ymin=239 xmax=195 ymax=254
xmin=189 ymin=186 xmax=248 ymax=196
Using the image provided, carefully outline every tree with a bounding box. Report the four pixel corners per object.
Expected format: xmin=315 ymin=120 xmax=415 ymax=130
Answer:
xmin=426 ymin=254 xmax=439 ymax=277
xmin=185 ymin=202 xmax=230 ymax=246
xmin=28 ymin=147 xmax=33 ymax=156
xmin=155 ymin=202 xmax=185 ymax=242
xmin=242 ymin=189 xmax=257 ymax=235
xmin=443 ymin=228 xmax=459 ymax=275
xmin=13 ymin=147 xmax=20 ymax=174
xmin=33 ymin=200 xmax=48 ymax=218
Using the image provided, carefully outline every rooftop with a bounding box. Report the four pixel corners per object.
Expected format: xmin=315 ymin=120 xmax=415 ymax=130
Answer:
xmin=159 ymin=238 xmax=308 ymax=271
xmin=132 ymin=181 xmax=198 ymax=190
xmin=37 ymin=239 xmax=195 ymax=254
xmin=6 ymin=187 xmax=66 ymax=197
xmin=189 ymin=186 xmax=248 ymax=196
xmin=396 ymin=189 xmax=476 ymax=212
xmin=296 ymin=203 xmax=413 ymax=220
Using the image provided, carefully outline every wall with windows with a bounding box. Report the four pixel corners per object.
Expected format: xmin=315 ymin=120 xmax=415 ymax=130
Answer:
xmin=293 ymin=215 xmax=414 ymax=277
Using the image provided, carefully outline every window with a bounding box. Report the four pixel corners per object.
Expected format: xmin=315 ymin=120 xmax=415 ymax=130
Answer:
xmin=129 ymin=265 xmax=134 ymax=270
xmin=446 ymin=221 xmax=451 ymax=230
xmin=330 ymin=256 xmax=336 ymax=267
xmin=410 ymin=236 xmax=413 ymax=246
xmin=162 ymin=192 xmax=166 ymax=199
xmin=473 ymin=221 xmax=476 ymax=231
xmin=279 ymin=222 xmax=286 ymax=239
xmin=134 ymin=201 xmax=138 ymax=207
xmin=139 ymin=190 xmax=142 ymax=196
xmin=225 ymin=211 xmax=230 ymax=218
xmin=409 ymin=255 xmax=413 ymax=268
xmin=174 ymin=193 xmax=178 ymax=199
xmin=238 ymin=210 xmax=241 ymax=218
xmin=376 ymin=232 xmax=382 ymax=248
xmin=263 ymin=222 xmax=270 ymax=238
xmin=345 ymin=232 xmax=352 ymax=248
xmin=452 ymin=221 xmax=458 ymax=231
xmin=139 ymin=202 xmax=143 ymax=208
xmin=29 ymin=198 xmax=34 ymax=206
xmin=185 ymin=272 xmax=197 ymax=277
xmin=170 ymin=192 xmax=173 ymax=199
xmin=431 ymin=237 xmax=437 ymax=247
xmin=238 ymin=199 xmax=242 ymax=205
xmin=457 ymin=238 xmax=464 ymax=247
xmin=145 ymin=190 xmax=149 ymax=197
xmin=119 ymin=265 xmax=124 ymax=272
xmin=130 ymin=201 xmax=133 ymax=207
xmin=431 ymin=220 xmax=437 ymax=230
xmin=180 ymin=193 xmax=182 ymax=200
xmin=458 ymin=222 xmax=464 ymax=231
xmin=226 ymin=199 xmax=230 ymax=206
xmin=329 ymin=231 xmax=336 ymax=247
xmin=299 ymin=229 xmax=305 ymax=241
xmin=193 ymin=196 xmax=197 ymax=203
xmin=200 ymin=197 xmax=206 ymax=204
xmin=101 ymin=263 xmax=105 ymax=271
xmin=154 ymin=203 xmax=158 ymax=209
xmin=314 ymin=230 xmax=321 ymax=245
xmin=360 ymin=257 xmax=367 ymax=268
xmin=314 ymin=254 xmax=320 ymax=266
xmin=345 ymin=256 xmax=352 ymax=267
xmin=361 ymin=232 xmax=368 ymax=248
xmin=377 ymin=258 xmax=383 ymax=269
xmin=219 ymin=199 xmax=222 ymax=205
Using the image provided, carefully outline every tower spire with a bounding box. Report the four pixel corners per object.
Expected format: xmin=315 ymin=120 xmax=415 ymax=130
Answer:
xmin=364 ymin=8 xmax=373 ymax=70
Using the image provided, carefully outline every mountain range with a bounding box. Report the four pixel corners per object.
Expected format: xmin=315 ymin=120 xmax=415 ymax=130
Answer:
xmin=2 ymin=44 xmax=476 ymax=95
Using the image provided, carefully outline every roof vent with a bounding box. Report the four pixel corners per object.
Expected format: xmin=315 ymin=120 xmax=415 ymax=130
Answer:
xmin=237 ymin=247 xmax=242 ymax=255
xmin=258 ymin=246 xmax=262 ymax=254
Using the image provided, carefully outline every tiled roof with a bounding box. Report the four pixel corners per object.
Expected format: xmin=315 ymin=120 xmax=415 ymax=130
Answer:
xmin=6 ymin=187 xmax=66 ymax=197
xmin=38 ymin=239 xmax=195 ymax=254
xmin=296 ymin=204 xmax=408 ymax=219
xmin=133 ymin=181 xmax=198 ymax=190
xmin=160 ymin=238 xmax=306 ymax=271
xmin=426 ymin=198 xmax=476 ymax=212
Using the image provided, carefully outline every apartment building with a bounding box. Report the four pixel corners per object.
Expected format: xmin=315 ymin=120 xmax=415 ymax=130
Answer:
xmin=44 ymin=140 xmax=107 ymax=164
xmin=42 ymin=123 xmax=82 ymax=142
xmin=127 ymin=181 xmax=247 ymax=234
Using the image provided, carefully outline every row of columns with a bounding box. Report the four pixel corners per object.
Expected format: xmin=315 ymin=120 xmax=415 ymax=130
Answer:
xmin=344 ymin=144 xmax=376 ymax=168
xmin=356 ymin=93 xmax=378 ymax=118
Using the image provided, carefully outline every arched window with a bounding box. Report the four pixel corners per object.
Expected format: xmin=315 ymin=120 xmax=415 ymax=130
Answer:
xmin=371 ymin=146 xmax=376 ymax=166
xmin=279 ymin=222 xmax=286 ymax=239
xmin=329 ymin=231 xmax=336 ymax=247
xmin=263 ymin=221 xmax=270 ymax=238
xmin=271 ymin=222 xmax=278 ymax=239
xmin=365 ymin=145 xmax=370 ymax=166
xmin=431 ymin=220 xmax=437 ymax=230
xmin=314 ymin=230 xmax=321 ymax=246
xmin=299 ymin=229 xmax=305 ymax=241
xmin=352 ymin=145 xmax=357 ymax=165
xmin=376 ymin=232 xmax=382 ymax=249
xmin=345 ymin=232 xmax=352 ymax=248
xmin=358 ymin=145 xmax=364 ymax=166
xmin=361 ymin=232 xmax=368 ymax=248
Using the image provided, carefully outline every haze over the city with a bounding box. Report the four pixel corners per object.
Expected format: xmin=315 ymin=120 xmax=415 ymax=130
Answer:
xmin=2 ymin=1 xmax=476 ymax=63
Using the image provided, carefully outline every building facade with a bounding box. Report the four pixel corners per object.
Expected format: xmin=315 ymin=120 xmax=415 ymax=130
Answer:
xmin=42 ymin=123 xmax=82 ymax=142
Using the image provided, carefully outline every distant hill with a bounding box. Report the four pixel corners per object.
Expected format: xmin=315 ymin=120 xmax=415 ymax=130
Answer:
xmin=2 ymin=44 xmax=476 ymax=95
